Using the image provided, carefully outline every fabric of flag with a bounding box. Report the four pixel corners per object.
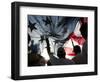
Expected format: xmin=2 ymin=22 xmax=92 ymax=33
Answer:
xmin=28 ymin=15 xmax=84 ymax=60
xmin=28 ymin=15 xmax=80 ymax=41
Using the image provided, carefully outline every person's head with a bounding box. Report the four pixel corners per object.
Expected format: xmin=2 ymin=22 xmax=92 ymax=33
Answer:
xmin=38 ymin=55 xmax=46 ymax=66
xmin=57 ymin=47 xmax=66 ymax=59
xmin=73 ymin=45 xmax=81 ymax=54
xmin=28 ymin=53 xmax=45 ymax=66
xmin=80 ymin=23 xmax=87 ymax=40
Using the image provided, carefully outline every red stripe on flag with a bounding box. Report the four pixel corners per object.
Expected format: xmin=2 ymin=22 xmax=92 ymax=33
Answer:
xmin=70 ymin=33 xmax=85 ymax=45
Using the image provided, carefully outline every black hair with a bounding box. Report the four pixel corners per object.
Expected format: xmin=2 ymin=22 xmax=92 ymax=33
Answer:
xmin=28 ymin=54 xmax=45 ymax=66
xmin=73 ymin=45 xmax=81 ymax=54
xmin=57 ymin=47 xmax=66 ymax=58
